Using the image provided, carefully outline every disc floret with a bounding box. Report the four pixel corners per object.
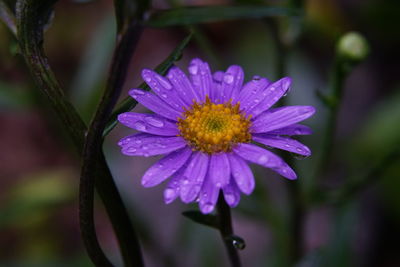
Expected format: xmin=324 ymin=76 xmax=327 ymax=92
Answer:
xmin=177 ymin=96 xmax=252 ymax=154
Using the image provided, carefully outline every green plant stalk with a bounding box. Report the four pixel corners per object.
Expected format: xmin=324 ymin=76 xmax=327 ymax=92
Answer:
xmin=80 ymin=20 xmax=145 ymax=267
xmin=216 ymin=194 xmax=242 ymax=267
xmin=16 ymin=1 xmax=144 ymax=265
xmin=0 ymin=0 xmax=17 ymax=36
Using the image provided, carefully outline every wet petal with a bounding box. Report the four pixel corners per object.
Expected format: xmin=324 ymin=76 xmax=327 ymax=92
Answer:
xmin=237 ymin=77 xmax=270 ymax=108
xmin=180 ymin=152 xmax=209 ymax=203
xmin=142 ymin=69 xmax=187 ymax=111
xmin=118 ymin=112 xmax=179 ymax=136
xmin=267 ymin=124 xmax=312 ymax=136
xmin=164 ymin=165 xmax=187 ymax=204
xmin=247 ymin=77 xmax=291 ymax=117
xmin=166 ymin=66 xmax=199 ymax=105
xmin=211 ymin=70 xmax=224 ymax=102
xmin=188 ymin=58 xmax=213 ymax=101
xmin=141 ymin=147 xmax=192 ymax=187
xmin=209 ymin=153 xmax=231 ymax=188
xmin=220 ymin=65 xmax=244 ymax=102
xmin=118 ymin=133 xmax=186 ymax=157
xmin=252 ymin=106 xmax=316 ymax=133
xmin=222 ymin=180 xmax=241 ymax=208
xmin=199 ymin=174 xmax=220 ymax=214
xmin=253 ymin=134 xmax=311 ymax=156
xmin=228 ymin=153 xmax=255 ymax=195
xmin=234 ymin=143 xmax=297 ymax=180
xmin=129 ymin=89 xmax=181 ymax=121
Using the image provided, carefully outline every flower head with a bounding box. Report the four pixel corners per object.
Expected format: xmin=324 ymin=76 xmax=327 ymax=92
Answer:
xmin=118 ymin=58 xmax=315 ymax=214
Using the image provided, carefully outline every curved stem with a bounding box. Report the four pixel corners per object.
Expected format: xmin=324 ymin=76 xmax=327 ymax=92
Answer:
xmin=80 ymin=19 xmax=144 ymax=267
xmin=216 ymin=194 xmax=242 ymax=267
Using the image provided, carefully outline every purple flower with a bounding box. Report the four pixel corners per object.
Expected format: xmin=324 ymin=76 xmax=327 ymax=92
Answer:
xmin=118 ymin=58 xmax=315 ymax=214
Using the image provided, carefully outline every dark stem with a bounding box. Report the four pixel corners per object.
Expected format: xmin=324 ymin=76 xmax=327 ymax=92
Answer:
xmin=80 ymin=19 xmax=144 ymax=267
xmin=216 ymin=194 xmax=242 ymax=267
xmin=314 ymin=57 xmax=348 ymax=183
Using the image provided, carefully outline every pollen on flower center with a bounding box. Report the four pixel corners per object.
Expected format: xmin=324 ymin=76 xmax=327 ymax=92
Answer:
xmin=177 ymin=96 xmax=252 ymax=154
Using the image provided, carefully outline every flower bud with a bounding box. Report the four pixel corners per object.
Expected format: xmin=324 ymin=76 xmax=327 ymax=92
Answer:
xmin=337 ymin=32 xmax=369 ymax=62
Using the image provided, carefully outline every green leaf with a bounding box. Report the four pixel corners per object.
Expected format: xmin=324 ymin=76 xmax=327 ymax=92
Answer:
xmin=147 ymin=5 xmax=300 ymax=27
xmin=69 ymin=14 xmax=116 ymax=122
xmin=0 ymin=0 xmax=17 ymax=36
xmin=102 ymin=32 xmax=193 ymax=136
xmin=182 ymin=210 xmax=219 ymax=229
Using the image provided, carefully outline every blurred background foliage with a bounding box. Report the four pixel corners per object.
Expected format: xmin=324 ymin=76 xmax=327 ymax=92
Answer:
xmin=1 ymin=0 xmax=400 ymax=266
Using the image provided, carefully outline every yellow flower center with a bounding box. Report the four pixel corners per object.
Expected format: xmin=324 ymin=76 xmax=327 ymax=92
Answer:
xmin=177 ymin=96 xmax=252 ymax=154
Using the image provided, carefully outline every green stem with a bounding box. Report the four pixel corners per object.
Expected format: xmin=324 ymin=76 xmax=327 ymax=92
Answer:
xmin=16 ymin=1 xmax=144 ymax=265
xmin=80 ymin=19 xmax=145 ymax=267
xmin=0 ymin=0 xmax=17 ymax=36
xmin=216 ymin=194 xmax=242 ymax=267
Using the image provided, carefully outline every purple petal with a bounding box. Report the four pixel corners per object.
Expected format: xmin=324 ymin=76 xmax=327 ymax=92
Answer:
xmin=237 ymin=77 xmax=270 ymax=109
xmin=209 ymin=153 xmax=231 ymax=188
xmin=164 ymin=165 xmax=187 ymax=204
xmin=118 ymin=112 xmax=179 ymax=136
xmin=247 ymin=77 xmax=291 ymax=117
xmin=118 ymin=133 xmax=187 ymax=157
xmin=267 ymin=124 xmax=312 ymax=136
xmin=228 ymin=153 xmax=255 ymax=195
xmin=234 ymin=143 xmax=297 ymax=180
xmin=253 ymin=134 xmax=311 ymax=156
xmin=220 ymin=65 xmax=244 ymax=102
xmin=129 ymin=89 xmax=182 ymax=121
xmin=166 ymin=66 xmax=199 ymax=105
xmin=180 ymin=152 xmax=209 ymax=203
xmin=188 ymin=58 xmax=213 ymax=101
xmin=251 ymin=106 xmax=316 ymax=133
xmin=222 ymin=180 xmax=241 ymax=207
xmin=211 ymin=70 xmax=224 ymax=102
xmin=199 ymin=174 xmax=220 ymax=214
xmin=141 ymin=147 xmax=192 ymax=187
xmin=142 ymin=69 xmax=187 ymax=110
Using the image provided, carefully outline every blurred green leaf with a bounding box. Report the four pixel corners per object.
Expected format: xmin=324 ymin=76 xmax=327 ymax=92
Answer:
xmin=0 ymin=0 xmax=17 ymax=36
xmin=182 ymin=210 xmax=219 ymax=229
xmin=0 ymin=81 xmax=33 ymax=109
xmin=349 ymin=87 xmax=400 ymax=163
xmin=147 ymin=5 xmax=299 ymax=27
xmin=0 ymin=170 xmax=74 ymax=228
xmin=103 ymin=32 xmax=193 ymax=136
xmin=69 ymin=14 xmax=116 ymax=123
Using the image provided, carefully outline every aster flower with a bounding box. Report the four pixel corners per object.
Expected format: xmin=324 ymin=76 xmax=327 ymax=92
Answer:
xmin=118 ymin=58 xmax=315 ymax=214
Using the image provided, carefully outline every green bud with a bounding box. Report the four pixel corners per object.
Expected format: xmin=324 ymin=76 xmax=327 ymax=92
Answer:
xmin=337 ymin=32 xmax=369 ymax=62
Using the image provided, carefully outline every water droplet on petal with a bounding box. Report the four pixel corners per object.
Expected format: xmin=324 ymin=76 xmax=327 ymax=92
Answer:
xmin=134 ymin=139 xmax=142 ymax=144
xmin=127 ymin=147 xmax=136 ymax=153
xmin=164 ymin=188 xmax=176 ymax=203
xmin=224 ymin=192 xmax=236 ymax=205
xmin=134 ymin=121 xmax=146 ymax=131
xmin=144 ymin=116 xmax=164 ymax=127
xmin=189 ymin=64 xmax=198 ymax=75
xmin=252 ymin=75 xmax=261 ymax=81
xmin=131 ymin=89 xmax=145 ymax=97
xmin=155 ymin=75 xmax=173 ymax=90
xmin=144 ymin=76 xmax=151 ymax=83
xmin=224 ymin=74 xmax=234 ymax=84
xmin=258 ymin=155 xmax=268 ymax=164
xmin=202 ymin=202 xmax=215 ymax=213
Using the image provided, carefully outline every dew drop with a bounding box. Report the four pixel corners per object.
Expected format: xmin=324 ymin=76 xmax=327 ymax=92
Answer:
xmin=224 ymin=192 xmax=236 ymax=205
xmin=161 ymin=93 xmax=167 ymax=98
xmin=143 ymin=152 xmax=150 ymax=157
xmin=144 ymin=116 xmax=164 ymax=127
xmin=144 ymin=76 xmax=151 ymax=83
xmin=155 ymin=75 xmax=173 ymax=90
xmin=127 ymin=147 xmax=136 ymax=153
xmin=134 ymin=121 xmax=146 ymax=131
xmin=228 ymin=235 xmax=246 ymax=250
xmin=134 ymin=139 xmax=142 ymax=144
xmin=142 ymin=145 xmax=148 ymax=150
xmin=131 ymin=89 xmax=145 ymax=96
xmin=164 ymin=188 xmax=176 ymax=203
xmin=202 ymin=202 xmax=214 ymax=213
xmin=189 ymin=64 xmax=198 ymax=75
xmin=252 ymin=75 xmax=261 ymax=81
xmin=223 ymin=74 xmax=234 ymax=84
xmin=258 ymin=155 xmax=268 ymax=164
